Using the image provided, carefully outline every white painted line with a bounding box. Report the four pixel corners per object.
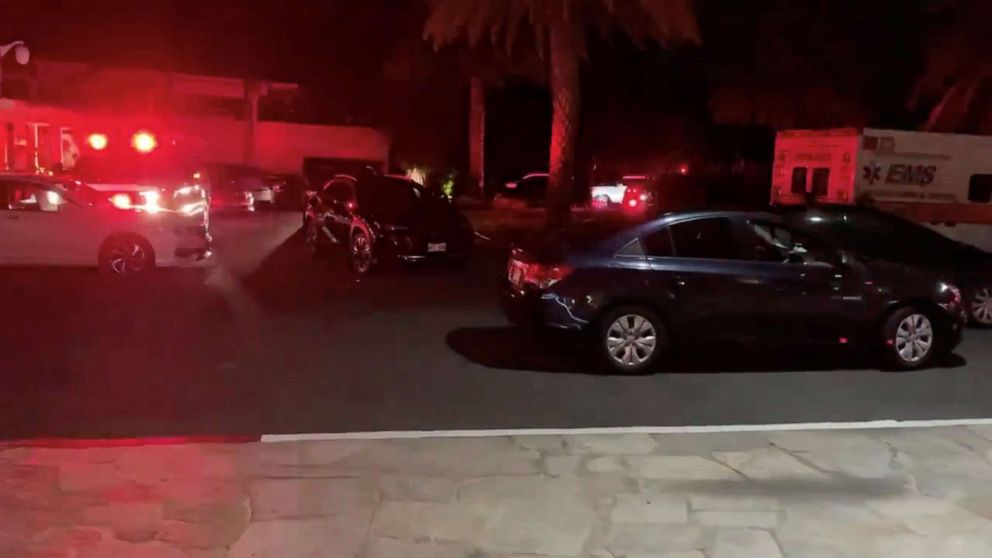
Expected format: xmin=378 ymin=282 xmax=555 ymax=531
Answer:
xmin=260 ymin=417 xmax=992 ymax=443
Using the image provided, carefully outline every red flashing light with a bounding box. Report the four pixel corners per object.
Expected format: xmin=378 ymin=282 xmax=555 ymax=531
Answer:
xmin=87 ymin=133 xmax=108 ymax=151
xmin=628 ymin=199 xmax=639 ymax=208
xmin=132 ymin=131 xmax=157 ymax=153
xmin=110 ymin=193 xmax=133 ymax=209
xmin=677 ymin=162 xmax=690 ymax=175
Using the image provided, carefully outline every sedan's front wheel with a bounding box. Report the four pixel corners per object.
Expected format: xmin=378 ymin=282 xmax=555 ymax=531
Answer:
xmin=882 ymin=306 xmax=940 ymax=371
xmin=99 ymin=235 xmax=154 ymax=276
xmin=598 ymin=306 xmax=667 ymax=374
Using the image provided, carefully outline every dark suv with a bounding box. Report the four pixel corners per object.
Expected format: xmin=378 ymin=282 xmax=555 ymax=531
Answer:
xmin=778 ymin=205 xmax=992 ymax=327
xmin=304 ymin=175 xmax=474 ymax=273
xmin=502 ymin=211 xmax=966 ymax=373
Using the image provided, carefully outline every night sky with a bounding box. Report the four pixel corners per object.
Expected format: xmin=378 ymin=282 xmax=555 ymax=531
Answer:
xmin=0 ymin=0 xmax=965 ymax=179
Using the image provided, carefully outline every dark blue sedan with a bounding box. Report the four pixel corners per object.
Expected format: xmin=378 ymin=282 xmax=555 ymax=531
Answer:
xmin=502 ymin=211 xmax=966 ymax=373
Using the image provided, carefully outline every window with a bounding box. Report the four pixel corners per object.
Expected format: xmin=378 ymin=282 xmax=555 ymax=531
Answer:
xmin=358 ymin=177 xmax=425 ymax=218
xmin=323 ymin=180 xmax=355 ymax=204
xmin=617 ymin=239 xmax=644 ymax=257
xmin=642 ymin=227 xmax=673 ymax=257
xmin=1 ymin=181 xmax=44 ymax=211
xmin=969 ymin=175 xmax=992 ymax=203
xmin=812 ymin=168 xmax=830 ymax=197
xmin=790 ymin=167 xmax=808 ymax=194
xmin=669 ymin=218 xmax=738 ymax=260
xmin=747 ymin=221 xmax=834 ymax=265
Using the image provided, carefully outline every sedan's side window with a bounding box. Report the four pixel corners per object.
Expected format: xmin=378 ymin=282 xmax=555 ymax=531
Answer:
xmin=669 ymin=218 xmax=739 ymax=260
xmin=746 ymin=221 xmax=834 ymax=265
xmin=642 ymin=227 xmax=673 ymax=257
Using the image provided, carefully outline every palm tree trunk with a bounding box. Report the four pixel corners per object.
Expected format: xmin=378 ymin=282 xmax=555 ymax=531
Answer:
xmin=468 ymin=75 xmax=486 ymax=199
xmin=546 ymin=21 xmax=580 ymax=230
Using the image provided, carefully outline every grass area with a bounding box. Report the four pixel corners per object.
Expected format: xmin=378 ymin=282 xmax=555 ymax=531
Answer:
xmin=466 ymin=207 xmax=597 ymax=245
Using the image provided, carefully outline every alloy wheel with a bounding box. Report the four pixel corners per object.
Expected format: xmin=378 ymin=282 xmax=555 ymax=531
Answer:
xmin=606 ymin=314 xmax=657 ymax=368
xmin=351 ymin=233 xmax=373 ymax=273
xmin=894 ymin=313 xmax=934 ymax=364
xmin=107 ymin=240 xmax=148 ymax=275
xmin=971 ymin=288 xmax=992 ymax=325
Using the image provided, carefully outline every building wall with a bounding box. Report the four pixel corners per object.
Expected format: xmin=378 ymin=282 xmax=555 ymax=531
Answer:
xmin=1 ymin=100 xmax=390 ymax=175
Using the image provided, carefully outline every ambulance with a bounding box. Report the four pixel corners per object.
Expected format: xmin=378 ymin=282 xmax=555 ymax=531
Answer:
xmin=770 ymin=128 xmax=992 ymax=248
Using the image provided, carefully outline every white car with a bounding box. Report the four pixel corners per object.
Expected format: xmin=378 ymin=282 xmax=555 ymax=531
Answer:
xmin=590 ymin=182 xmax=627 ymax=208
xmin=0 ymin=173 xmax=210 ymax=275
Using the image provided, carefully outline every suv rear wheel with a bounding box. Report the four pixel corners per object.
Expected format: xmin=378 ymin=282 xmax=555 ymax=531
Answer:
xmin=350 ymin=230 xmax=374 ymax=274
xmin=598 ymin=306 xmax=667 ymax=374
xmin=881 ymin=306 xmax=939 ymax=370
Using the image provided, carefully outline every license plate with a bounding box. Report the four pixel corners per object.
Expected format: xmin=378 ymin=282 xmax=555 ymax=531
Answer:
xmin=508 ymin=261 xmax=526 ymax=286
xmin=427 ymin=242 xmax=447 ymax=253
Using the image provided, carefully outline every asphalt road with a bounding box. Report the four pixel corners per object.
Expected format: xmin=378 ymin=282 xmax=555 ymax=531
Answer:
xmin=3 ymin=211 xmax=992 ymax=440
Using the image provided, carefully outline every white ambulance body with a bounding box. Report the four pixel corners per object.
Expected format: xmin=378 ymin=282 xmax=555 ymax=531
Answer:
xmin=771 ymin=128 xmax=992 ymax=249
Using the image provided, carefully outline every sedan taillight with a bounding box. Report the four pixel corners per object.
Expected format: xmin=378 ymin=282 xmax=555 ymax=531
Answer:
xmin=528 ymin=263 xmax=573 ymax=288
xmin=513 ymin=260 xmax=572 ymax=289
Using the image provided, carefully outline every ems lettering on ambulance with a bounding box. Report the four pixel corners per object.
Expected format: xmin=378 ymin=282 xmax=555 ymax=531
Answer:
xmin=863 ymin=162 xmax=937 ymax=186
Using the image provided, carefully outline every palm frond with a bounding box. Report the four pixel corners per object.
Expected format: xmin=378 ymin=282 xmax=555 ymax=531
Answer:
xmin=424 ymin=0 xmax=699 ymax=56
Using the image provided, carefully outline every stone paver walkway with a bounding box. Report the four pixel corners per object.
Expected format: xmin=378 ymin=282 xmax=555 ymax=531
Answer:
xmin=4 ymin=426 xmax=992 ymax=557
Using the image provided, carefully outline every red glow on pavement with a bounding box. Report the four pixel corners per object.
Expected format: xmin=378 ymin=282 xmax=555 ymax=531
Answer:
xmin=132 ymin=130 xmax=158 ymax=153
xmin=1 ymin=435 xmax=258 ymax=449
xmin=87 ymin=133 xmax=108 ymax=150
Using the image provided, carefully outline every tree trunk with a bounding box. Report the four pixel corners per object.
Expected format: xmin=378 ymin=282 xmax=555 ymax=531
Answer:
xmin=546 ymin=21 xmax=580 ymax=230
xmin=468 ymin=75 xmax=486 ymax=199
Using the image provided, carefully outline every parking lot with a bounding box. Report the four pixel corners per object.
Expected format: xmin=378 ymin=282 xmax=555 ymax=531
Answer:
xmin=3 ymin=210 xmax=992 ymax=440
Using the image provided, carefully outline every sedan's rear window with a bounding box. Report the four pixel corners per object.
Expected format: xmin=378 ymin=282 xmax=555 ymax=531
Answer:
xmin=550 ymin=220 xmax=634 ymax=251
xmin=670 ymin=217 xmax=738 ymax=259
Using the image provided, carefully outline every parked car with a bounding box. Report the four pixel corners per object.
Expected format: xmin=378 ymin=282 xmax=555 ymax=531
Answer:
xmin=202 ymin=164 xmax=272 ymax=212
xmin=590 ymin=180 xmax=627 ymax=209
xmin=0 ymin=172 xmax=210 ymax=275
xmin=502 ymin=210 xmax=965 ymax=373
xmin=495 ymin=172 xmax=548 ymax=208
xmin=304 ymin=174 xmax=474 ymax=273
xmin=265 ymin=173 xmax=309 ymax=210
xmin=620 ymin=174 xmax=708 ymax=216
xmin=778 ymin=204 xmax=992 ymax=327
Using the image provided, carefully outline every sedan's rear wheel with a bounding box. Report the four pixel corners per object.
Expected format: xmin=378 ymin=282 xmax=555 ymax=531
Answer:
xmin=99 ymin=235 xmax=154 ymax=276
xmin=598 ymin=306 xmax=666 ymax=374
xmin=882 ymin=306 xmax=938 ymax=370
xmin=969 ymin=287 xmax=992 ymax=326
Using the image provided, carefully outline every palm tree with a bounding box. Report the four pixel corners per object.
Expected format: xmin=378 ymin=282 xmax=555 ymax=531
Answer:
xmin=707 ymin=0 xmax=871 ymax=130
xmin=423 ymin=0 xmax=699 ymax=229
xmin=909 ymin=1 xmax=992 ymax=134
